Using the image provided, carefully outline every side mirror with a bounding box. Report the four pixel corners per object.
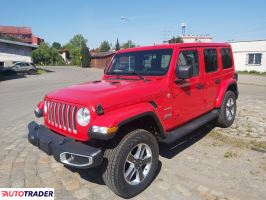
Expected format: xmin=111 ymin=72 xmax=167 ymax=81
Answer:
xmin=176 ymin=65 xmax=193 ymax=80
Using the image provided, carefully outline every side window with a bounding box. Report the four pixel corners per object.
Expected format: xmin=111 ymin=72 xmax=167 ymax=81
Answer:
xmin=21 ymin=63 xmax=29 ymax=67
xmin=204 ymin=49 xmax=218 ymax=73
xmin=14 ymin=63 xmax=21 ymax=67
xmin=177 ymin=50 xmax=199 ymax=76
xmin=221 ymin=48 xmax=232 ymax=69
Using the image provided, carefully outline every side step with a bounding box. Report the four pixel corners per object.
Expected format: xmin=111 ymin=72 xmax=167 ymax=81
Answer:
xmin=160 ymin=109 xmax=219 ymax=144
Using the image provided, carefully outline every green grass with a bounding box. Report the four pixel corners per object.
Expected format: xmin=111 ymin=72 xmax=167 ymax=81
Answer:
xmin=224 ymin=151 xmax=238 ymax=158
xmin=36 ymin=68 xmax=47 ymax=75
xmin=209 ymin=130 xmax=266 ymax=151
xmin=237 ymin=70 xmax=266 ymax=76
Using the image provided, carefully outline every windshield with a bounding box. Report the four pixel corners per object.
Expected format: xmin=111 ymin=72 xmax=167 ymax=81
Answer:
xmin=107 ymin=49 xmax=173 ymax=76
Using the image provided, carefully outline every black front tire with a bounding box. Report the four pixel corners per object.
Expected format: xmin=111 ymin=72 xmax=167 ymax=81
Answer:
xmin=102 ymin=129 xmax=159 ymax=198
xmin=216 ymin=91 xmax=236 ymax=128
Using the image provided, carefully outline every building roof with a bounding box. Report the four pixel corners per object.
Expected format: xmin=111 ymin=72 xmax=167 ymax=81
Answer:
xmin=91 ymin=51 xmax=115 ymax=58
xmin=0 ymin=38 xmax=38 ymax=48
xmin=0 ymin=25 xmax=32 ymax=35
xmin=59 ymin=49 xmax=69 ymax=53
xmin=228 ymin=39 xmax=266 ymax=43
xmin=181 ymin=35 xmax=213 ymax=39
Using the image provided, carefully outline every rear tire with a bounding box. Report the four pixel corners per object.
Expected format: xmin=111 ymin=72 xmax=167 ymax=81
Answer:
xmin=102 ymin=129 xmax=159 ymax=198
xmin=28 ymin=69 xmax=36 ymax=75
xmin=216 ymin=91 xmax=236 ymax=128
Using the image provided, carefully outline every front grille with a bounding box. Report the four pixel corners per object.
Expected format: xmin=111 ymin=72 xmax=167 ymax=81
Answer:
xmin=46 ymin=100 xmax=77 ymax=134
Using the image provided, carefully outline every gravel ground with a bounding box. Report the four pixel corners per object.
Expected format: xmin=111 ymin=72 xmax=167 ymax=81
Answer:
xmin=0 ymin=66 xmax=265 ymax=200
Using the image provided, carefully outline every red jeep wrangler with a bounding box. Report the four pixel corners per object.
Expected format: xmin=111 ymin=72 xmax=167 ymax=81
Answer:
xmin=29 ymin=43 xmax=238 ymax=198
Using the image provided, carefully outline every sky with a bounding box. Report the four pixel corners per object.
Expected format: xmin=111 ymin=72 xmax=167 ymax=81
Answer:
xmin=1 ymin=0 xmax=266 ymax=48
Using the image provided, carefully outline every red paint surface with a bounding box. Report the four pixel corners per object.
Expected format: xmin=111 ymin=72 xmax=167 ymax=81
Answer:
xmin=38 ymin=43 xmax=236 ymax=141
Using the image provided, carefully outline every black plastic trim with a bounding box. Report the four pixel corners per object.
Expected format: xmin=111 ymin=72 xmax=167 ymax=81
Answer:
xmin=95 ymin=104 xmax=104 ymax=115
xmin=228 ymin=82 xmax=239 ymax=99
xmin=118 ymin=111 xmax=166 ymax=138
xmin=28 ymin=121 xmax=102 ymax=169
xmin=159 ymin=109 xmax=219 ymax=144
xmin=149 ymin=101 xmax=158 ymax=109
xmin=34 ymin=109 xmax=43 ymax=118
xmin=88 ymin=111 xmax=166 ymax=140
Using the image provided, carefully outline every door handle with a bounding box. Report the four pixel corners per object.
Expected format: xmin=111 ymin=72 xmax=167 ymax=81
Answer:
xmin=196 ymin=83 xmax=204 ymax=89
xmin=215 ymin=78 xmax=221 ymax=84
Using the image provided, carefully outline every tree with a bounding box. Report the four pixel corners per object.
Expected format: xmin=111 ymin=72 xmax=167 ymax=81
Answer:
xmin=64 ymin=34 xmax=88 ymax=66
xmin=122 ymin=40 xmax=136 ymax=49
xmin=32 ymin=42 xmax=51 ymax=65
xmin=52 ymin=42 xmax=62 ymax=49
xmin=69 ymin=34 xmax=87 ymax=49
xmin=80 ymin=44 xmax=91 ymax=68
xmin=99 ymin=41 xmax=111 ymax=52
xmin=32 ymin=42 xmax=64 ymax=65
xmin=115 ymin=38 xmax=120 ymax=51
xmin=50 ymin=47 xmax=64 ymax=65
xmin=168 ymin=36 xmax=183 ymax=44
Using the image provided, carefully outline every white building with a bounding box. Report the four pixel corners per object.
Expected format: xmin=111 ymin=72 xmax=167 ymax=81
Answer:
xmin=181 ymin=35 xmax=213 ymax=43
xmin=59 ymin=49 xmax=71 ymax=64
xmin=0 ymin=38 xmax=38 ymax=67
xmin=229 ymin=40 xmax=266 ymax=72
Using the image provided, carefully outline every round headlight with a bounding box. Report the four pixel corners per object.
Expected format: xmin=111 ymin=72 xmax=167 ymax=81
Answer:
xmin=77 ymin=107 xmax=91 ymax=126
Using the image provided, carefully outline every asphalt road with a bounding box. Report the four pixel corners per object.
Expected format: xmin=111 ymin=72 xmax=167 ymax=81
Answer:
xmin=238 ymin=74 xmax=266 ymax=98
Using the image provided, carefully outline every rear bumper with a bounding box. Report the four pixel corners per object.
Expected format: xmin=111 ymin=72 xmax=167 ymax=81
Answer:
xmin=28 ymin=121 xmax=103 ymax=169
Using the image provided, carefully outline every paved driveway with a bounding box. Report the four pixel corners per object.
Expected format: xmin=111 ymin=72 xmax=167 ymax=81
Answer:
xmin=0 ymin=67 xmax=265 ymax=200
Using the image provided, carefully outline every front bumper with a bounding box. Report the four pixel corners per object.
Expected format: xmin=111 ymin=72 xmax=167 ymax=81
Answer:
xmin=28 ymin=121 xmax=103 ymax=169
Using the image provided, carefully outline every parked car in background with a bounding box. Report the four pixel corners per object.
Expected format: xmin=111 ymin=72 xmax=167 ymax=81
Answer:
xmin=11 ymin=62 xmax=37 ymax=74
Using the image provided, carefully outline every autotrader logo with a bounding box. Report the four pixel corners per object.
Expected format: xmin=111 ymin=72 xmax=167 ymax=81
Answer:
xmin=0 ymin=188 xmax=54 ymax=200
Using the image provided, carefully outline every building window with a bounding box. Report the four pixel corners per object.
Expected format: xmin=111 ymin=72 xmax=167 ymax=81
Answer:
xmin=204 ymin=49 xmax=218 ymax=73
xmin=220 ymin=48 xmax=232 ymax=69
xmin=247 ymin=53 xmax=262 ymax=65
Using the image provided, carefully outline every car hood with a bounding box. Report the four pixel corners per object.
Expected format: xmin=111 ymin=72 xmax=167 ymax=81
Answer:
xmin=46 ymin=79 xmax=164 ymax=110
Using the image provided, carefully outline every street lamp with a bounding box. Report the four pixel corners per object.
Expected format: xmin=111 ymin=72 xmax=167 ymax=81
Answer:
xmin=120 ymin=16 xmax=131 ymax=48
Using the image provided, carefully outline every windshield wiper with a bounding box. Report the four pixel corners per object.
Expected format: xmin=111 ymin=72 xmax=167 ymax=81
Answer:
xmin=128 ymin=71 xmax=146 ymax=81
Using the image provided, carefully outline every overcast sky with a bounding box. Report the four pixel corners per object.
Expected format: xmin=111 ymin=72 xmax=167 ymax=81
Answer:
xmin=1 ymin=0 xmax=266 ymax=48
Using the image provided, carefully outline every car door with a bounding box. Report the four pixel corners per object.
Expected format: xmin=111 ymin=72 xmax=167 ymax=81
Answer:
xmin=20 ymin=62 xmax=30 ymax=72
xmin=170 ymin=48 xmax=205 ymax=126
xmin=202 ymin=48 xmax=221 ymax=111
xmin=12 ymin=63 xmax=22 ymax=72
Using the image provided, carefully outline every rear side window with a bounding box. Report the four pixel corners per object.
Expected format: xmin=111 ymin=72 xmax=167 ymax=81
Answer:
xmin=177 ymin=50 xmax=199 ymax=76
xmin=204 ymin=49 xmax=218 ymax=73
xmin=23 ymin=63 xmax=30 ymax=66
xmin=221 ymin=48 xmax=232 ymax=69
